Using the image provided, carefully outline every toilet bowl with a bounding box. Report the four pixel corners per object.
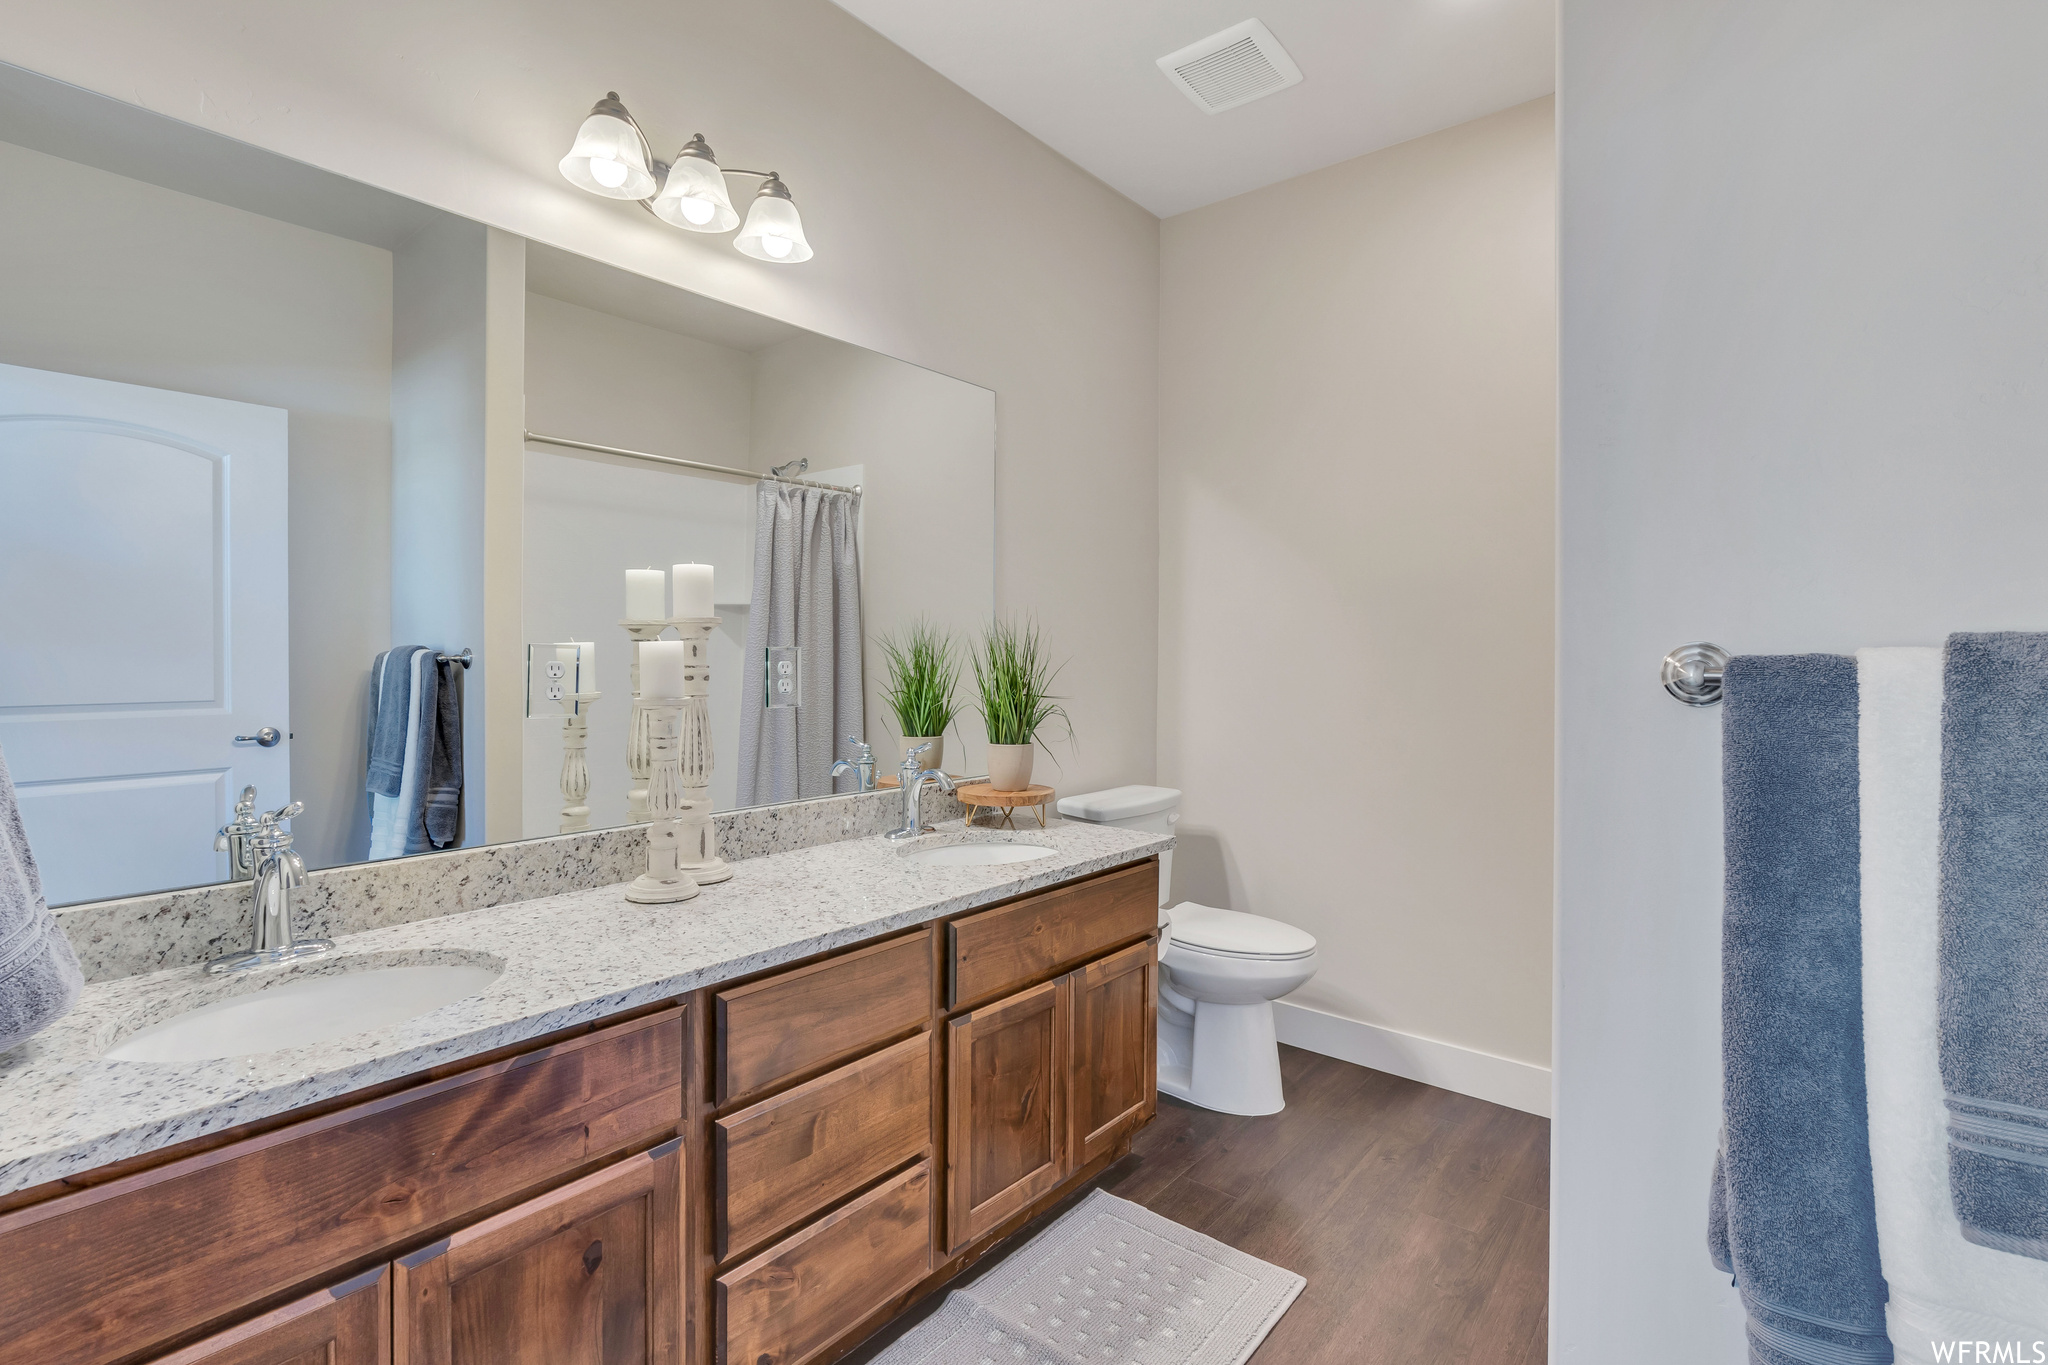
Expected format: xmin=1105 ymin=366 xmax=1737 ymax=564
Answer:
xmin=1158 ymin=902 xmax=1318 ymax=1116
xmin=1052 ymin=786 xmax=1316 ymax=1118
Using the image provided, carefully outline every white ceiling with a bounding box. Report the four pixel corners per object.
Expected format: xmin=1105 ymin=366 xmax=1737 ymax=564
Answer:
xmin=829 ymin=0 xmax=1554 ymax=218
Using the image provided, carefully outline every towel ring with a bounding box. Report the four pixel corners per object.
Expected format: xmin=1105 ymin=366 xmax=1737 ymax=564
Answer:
xmin=1663 ymin=642 xmax=1730 ymax=706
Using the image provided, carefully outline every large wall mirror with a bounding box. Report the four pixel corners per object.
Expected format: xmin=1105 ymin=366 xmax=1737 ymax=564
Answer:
xmin=0 ymin=63 xmax=995 ymax=907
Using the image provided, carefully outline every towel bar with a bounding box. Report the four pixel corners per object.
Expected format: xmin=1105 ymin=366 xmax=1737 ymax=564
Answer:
xmin=437 ymin=649 xmax=473 ymax=670
xmin=1663 ymin=642 xmax=1730 ymax=706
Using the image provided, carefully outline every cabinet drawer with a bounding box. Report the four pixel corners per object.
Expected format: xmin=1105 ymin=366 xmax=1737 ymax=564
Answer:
xmin=718 ymin=1161 xmax=932 ymax=1365
xmin=715 ymin=1032 xmax=930 ymax=1260
xmin=948 ymin=861 xmax=1157 ymax=1008
xmin=144 ymin=1267 xmax=388 ymax=1365
xmin=716 ymin=930 xmax=930 ymax=1102
xmin=0 ymin=1008 xmax=683 ymax=1365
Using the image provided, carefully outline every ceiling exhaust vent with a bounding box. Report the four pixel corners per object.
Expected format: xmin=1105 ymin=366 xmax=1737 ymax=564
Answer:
xmin=1156 ymin=19 xmax=1303 ymax=115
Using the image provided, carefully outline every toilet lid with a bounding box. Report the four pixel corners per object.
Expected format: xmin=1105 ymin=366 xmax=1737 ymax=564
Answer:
xmin=1165 ymin=902 xmax=1317 ymax=960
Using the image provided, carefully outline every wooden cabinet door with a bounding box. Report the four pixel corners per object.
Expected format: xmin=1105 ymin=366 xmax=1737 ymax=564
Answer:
xmin=1069 ymin=939 xmax=1157 ymax=1167
xmin=146 ymin=1268 xmax=388 ymax=1365
xmin=393 ymin=1139 xmax=684 ymax=1365
xmin=945 ymin=978 xmax=1069 ymax=1251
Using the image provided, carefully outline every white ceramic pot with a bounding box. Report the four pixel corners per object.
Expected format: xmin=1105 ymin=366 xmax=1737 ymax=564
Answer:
xmin=987 ymin=743 xmax=1035 ymax=792
xmin=902 ymin=735 xmax=944 ymax=774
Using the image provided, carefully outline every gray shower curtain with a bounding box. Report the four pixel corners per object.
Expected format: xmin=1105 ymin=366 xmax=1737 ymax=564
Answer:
xmin=736 ymin=480 xmax=864 ymax=807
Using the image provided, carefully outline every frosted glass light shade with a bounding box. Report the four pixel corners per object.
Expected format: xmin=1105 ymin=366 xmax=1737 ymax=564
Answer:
xmin=734 ymin=185 xmax=813 ymax=263
xmin=559 ymin=110 xmax=656 ymax=200
xmin=650 ymin=149 xmax=739 ymax=232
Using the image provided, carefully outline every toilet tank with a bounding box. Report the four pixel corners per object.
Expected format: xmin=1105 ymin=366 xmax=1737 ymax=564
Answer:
xmin=1054 ymin=785 xmax=1180 ymax=909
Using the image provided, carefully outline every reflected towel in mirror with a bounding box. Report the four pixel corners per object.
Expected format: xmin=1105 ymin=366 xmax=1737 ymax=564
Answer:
xmin=0 ymin=743 xmax=83 ymax=1054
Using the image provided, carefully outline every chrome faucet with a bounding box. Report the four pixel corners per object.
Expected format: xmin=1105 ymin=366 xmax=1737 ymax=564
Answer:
xmin=830 ymin=737 xmax=879 ymax=792
xmin=208 ymin=801 xmax=333 ymax=973
xmin=884 ymin=743 xmax=955 ymax=842
xmin=213 ymin=785 xmax=263 ymax=882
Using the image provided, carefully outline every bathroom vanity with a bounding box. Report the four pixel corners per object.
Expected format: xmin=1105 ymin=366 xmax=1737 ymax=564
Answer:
xmin=0 ymin=67 xmax=1167 ymax=1365
xmin=0 ymin=822 xmax=1163 ymax=1365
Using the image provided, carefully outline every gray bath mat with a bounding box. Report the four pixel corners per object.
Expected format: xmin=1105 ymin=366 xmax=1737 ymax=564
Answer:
xmin=879 ymin=1190 xmax=1305 ymax=1365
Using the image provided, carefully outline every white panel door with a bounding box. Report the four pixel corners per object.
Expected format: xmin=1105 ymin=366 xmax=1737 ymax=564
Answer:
xmin=0 ymin=362 xmax=289 ymax=905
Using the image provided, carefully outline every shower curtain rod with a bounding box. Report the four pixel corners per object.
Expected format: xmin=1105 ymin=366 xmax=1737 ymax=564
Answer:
xmin=524 ymin=431 xmax=861 ymax=494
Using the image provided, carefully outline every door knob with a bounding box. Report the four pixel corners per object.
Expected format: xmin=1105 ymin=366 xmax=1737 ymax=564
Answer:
xmin=235 ymin=727 xmax=283 ymax=748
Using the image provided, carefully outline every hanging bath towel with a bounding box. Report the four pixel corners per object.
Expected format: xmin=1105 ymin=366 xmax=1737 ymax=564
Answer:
xmin=1860 ymin=646 xmax=2048 ymax=1359
xmin=1938 ymin=632 xmax=2048 ymax=1261
xmin=0 ymin=744 xmax=83 ymax=1055
xmin=1714 ymin=653 xmax=1892 ymax=1365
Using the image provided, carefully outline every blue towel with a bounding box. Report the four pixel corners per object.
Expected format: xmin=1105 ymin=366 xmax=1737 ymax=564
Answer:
xmin=0 ymin=744 xmax=83 ymax=1055
xmin=366 ymin=646 xmax=425 ymax=798
xmin=415 ymin=655 xmax=463 ymax=852
xmin=1938 ymin=632 xmax=2048 ymax=1261
xmin=1718 ymin=654 xmax=1892 ymax=1365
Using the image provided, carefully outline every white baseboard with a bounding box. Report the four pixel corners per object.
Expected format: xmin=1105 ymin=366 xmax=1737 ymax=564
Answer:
xmin=1271 ymin=1001 xmax=1552 ymax=1118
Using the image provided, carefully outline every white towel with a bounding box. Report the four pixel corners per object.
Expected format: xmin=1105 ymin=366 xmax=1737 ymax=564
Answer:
xmin=368 ymin=648 xmax=427 ymax=861
xmin=1857 ymin=646 xmax=2048 ymax=1360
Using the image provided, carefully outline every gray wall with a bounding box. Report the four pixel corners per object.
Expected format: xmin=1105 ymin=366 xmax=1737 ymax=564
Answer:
xmin=519 ymin=292 xmax=758 ymax=829
xmin=0 ymin=137 xmax=393 ymax=871
xmin=1159 ymin=99 xmax=1557 ymax=1085
xmin=1557 ymin=3 xmax=2048 ymax=1355
xmin=751 ymin=332 xmax=996 ymax=780
xmin=391 ymin=219 xmax=524 ymax=848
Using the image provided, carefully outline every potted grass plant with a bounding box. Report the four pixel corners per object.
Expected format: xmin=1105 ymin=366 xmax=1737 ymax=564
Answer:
xmin=880 ymin=620 xmax=963 ymax=775
xmin=972 ymin=616 xmax=1071 ymax=791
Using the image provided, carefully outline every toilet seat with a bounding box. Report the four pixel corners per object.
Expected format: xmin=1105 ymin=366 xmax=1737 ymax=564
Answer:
xmin=1165 ymin=902 xmax=1317 ymax=961
xmin=1171 ymin=938 xmax=1316 ymax=963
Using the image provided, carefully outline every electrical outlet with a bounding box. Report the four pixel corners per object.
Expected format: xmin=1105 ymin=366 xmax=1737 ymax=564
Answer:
xmin=766 ymin=646 xmax=801 ymax=708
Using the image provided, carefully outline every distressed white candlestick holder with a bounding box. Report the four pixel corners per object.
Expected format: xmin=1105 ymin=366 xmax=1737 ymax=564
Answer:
xmin=557 ymin=690 xmax=600 ymax=834
xmin=625 ymin=692 xmax=700 ymax=904
xmin=666 ymin=617 xmax=731 ymax=885
xmin=619 ymin=619 xmax=670 ymax=822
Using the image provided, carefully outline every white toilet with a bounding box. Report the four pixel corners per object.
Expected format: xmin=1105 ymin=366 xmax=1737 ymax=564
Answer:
xmin=1055 ymin=786 xmax=1320 ymax=1117
xmin=1159 ymin=904 xmax=1318 ymax=1115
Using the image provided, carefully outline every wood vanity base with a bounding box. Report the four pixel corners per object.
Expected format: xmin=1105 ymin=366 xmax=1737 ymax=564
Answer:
xmin=0 ymin=857 xmax=1158 ymax=1365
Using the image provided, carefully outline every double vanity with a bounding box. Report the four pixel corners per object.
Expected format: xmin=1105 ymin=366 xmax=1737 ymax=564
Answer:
xmin=0 ymin=815 xmax=1169 ymax=1365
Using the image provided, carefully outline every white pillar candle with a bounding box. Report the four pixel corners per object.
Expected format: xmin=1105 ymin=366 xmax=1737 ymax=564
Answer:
xmin=639 ymin=640 xmax=689 ymax=698
xmin=671 ymin=563 xmax=714 ymax=619
xmin=625 ymin=568 xmax=666 ymax=620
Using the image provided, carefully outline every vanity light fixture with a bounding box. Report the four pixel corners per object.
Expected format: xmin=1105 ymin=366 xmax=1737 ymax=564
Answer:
xmin=559 ymin=94 xmax=812 ymax=263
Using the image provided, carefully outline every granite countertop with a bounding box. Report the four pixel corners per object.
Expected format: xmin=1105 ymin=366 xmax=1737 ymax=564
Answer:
xmin=0 ymin=819 xmax=1170 ymax=1198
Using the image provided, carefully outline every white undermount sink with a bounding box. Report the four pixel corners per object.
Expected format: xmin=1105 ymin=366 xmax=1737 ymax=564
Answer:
xmin=900 ymin=842 xmax=1056 ymax=868
xmin=106 ymin=962 xmax=503 ymax=1064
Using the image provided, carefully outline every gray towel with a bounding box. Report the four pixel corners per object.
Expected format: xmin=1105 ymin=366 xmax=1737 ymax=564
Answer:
xmin=367 ymin=646 xmax=425 ymax=798
xmin=0 ymin=745 xmax=83 ymax=1055
xmin=415 ymin=655 xmax=463 ymax=852
xmin=1938 ymin=632 xmax=2048 ymax=1261
xmin=1717 ymin=654 xmax=1892 ymax=1365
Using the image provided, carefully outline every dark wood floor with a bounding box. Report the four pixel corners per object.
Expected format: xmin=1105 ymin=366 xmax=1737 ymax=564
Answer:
xmin=1104 ymin=1045 xmax=1549 ymax=1364
xmin=848 ymin=1044 xmax=1550 ymax=1365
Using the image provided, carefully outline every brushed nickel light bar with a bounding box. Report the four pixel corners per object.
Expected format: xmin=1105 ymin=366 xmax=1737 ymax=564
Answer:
xmin=558 ymin=93 xmax=813 ymax=263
